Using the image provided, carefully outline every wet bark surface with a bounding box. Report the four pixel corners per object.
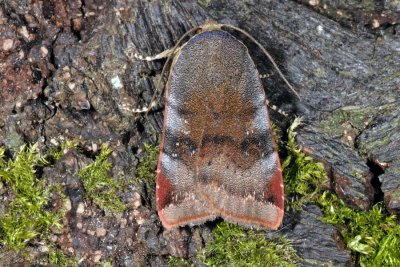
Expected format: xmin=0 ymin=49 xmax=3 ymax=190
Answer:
xmin=0 ymin=0 xmax=399 ymax=266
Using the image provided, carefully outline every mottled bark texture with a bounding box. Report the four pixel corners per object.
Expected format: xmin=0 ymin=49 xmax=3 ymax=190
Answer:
xmin=0 ymin=0 xmax=399 ymax=266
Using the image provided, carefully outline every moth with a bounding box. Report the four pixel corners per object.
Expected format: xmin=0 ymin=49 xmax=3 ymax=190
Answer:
xmin=134 ymin=21 xmax=299 ymax=230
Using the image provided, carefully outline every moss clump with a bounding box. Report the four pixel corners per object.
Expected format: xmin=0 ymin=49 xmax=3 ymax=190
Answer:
xmin=320 ymin=192 xmax=400 ymax=266
xmin=281 ymin=118 xmax=400 ymax=265
xmin=136 ymin=143 xmax=159 ymax=185
xmin=0 ymin=144 xmax=63 ymax=251
xmin=52 ymin=139 xmax=79 ymax=160
xmin=282 ymin=118 xmax=327 ymax=209
xmin=168 ymin=256 xmax=193 ymax=267
xmin=79 ymin=144 xmax=126 ymax=215
xmin=48 ymin=246 xmax=78 ymax=267
xmin=99 ymin=260 xmax=112 ymax=267
xmin=199 ymin=222 xmax=299 ymax=266
xmin=134 ymin=143 xmax=159 ymax=206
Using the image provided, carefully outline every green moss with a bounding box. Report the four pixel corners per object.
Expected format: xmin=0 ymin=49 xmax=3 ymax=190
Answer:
xmin=136 ymin=143 xmax=159 ymax=185
xmin=281 ymin=118 xmax=400 ymax=265
xmin=52 ymin=139 xmax=79 ymax=160
xmin=338 ymin=70 xmax=354 ymax=78
xmin=0 ymin=144 xmax=62 ymax=250
xmin=197 ymin=0 xmax=212 ymax=7
xmin=319 ymin=109 xmax=352 ymax=138
xmin=360 ymin=0 xmax=375 ymax=11
xmin=282 ymin=118 xmax=327 ymax=209
xmin=357 ymin=113 xmax=399 ymax=155
xmin=319 ymin=192 xmax=400 ymax=266
xmin=357 ymin=140 xmax=368 ymax=158
xmin=168 ymin=256 xmax=193 ymax=267
xmin=315 ymin=67 xmax=326 ymax=78
xmin=79 ymin=144 xmax=127 ymax=215
xmin=98 ymin=259 xmax=112 ymax=267
xmin=389 ymin=190 xmax=400 ymax=199
xmin=381 ymin=69 xmax=400 ymax=83
xmin=134 ymin=143 xmax=159 ymax=206
xmin=359 ymin=129 xmax=393 ymax=148
xmin=319 ymin=103 xmax=396 ymax=142
xmin=351 ymin=170 xmax=363 ymax=179
xmin=270 ymin=121 xmax=284 ymax=152
xmin=48 ymin=247 xmax=78 ymax=267
xmin=199 ymin=222 xmax=299 ymax=266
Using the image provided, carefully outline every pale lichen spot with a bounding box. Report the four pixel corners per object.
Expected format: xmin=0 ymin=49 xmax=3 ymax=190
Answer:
xmin=317 ymin=25 xmax=323 ymax=34
xmin=40 ymin=46 xmax=48 ymax=57
xmin=372 ymin=19 xmax=380 ymax=29
xmin=19 ymin=26 xmax=30 ymax=39
xmin=111 ymin=75 xmax=123 ymax=89
xmin=92 ymin=143 xmax=98 ymax=152
xmin=3 ymin=39 xmax=14 ymax=51
xmin=68 ymin=82 xmax=76 ymax=90
xmin=50 ymin=138 xmax=59 ymax=146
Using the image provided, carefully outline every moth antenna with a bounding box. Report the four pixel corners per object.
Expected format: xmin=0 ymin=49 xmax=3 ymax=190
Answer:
xmin=220 ymin=24 xmax=301 ymax=100
xmin=141 ymin=26 xmax=202 ymax=116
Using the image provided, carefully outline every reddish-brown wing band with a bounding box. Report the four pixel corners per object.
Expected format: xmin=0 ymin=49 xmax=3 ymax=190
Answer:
xmin=156 ymin=30 xmax=284 ymax=230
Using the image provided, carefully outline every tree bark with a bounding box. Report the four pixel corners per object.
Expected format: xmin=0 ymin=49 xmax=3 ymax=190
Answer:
xmin=0 ymin=0 xmax=399 ymax=265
